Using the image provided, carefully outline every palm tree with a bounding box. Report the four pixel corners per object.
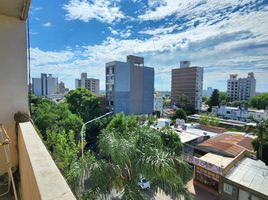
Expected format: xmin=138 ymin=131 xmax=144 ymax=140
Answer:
xmin=82 ymin=113 xmax=192 ymax=200
xmin=256 ymin=119 xmax=268 ymax=160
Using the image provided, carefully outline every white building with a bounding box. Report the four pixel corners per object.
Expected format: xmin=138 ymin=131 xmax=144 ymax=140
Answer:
xmin=212 ymin=105 xmax=268 ymax=122
xmin=156 ymin=118 xmax=171 ymax=129
xmin=227 ymin=73 xmax=256 ymax=101
xmin=154 ymin=93 xmax=163 ymax=116
xmin=75 ymin=73 xmax=100 ymax=95
xmin=32 ymin=78 xmax=41 ymax=96
xmin=32 ymin=73 xmax=58 ymax=97
xmin=47 ymin=74 xmax=58 ymax=95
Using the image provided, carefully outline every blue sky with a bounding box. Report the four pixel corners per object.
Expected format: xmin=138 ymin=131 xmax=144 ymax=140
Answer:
xmin=29 ymin=0 xmax=268 ymax=92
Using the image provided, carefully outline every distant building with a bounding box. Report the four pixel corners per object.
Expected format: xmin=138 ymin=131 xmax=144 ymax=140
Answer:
xmin=227 ymin=72 xmax=256 ymax=101
xmin=105 ymin=55 xmax=154 ymax=115
xmin=212 ymin=105 xmax=268 ymax=122
xmin=154 ymin=93 xmax=163 ymax=116
xmin=32 ymin=78 xmax=42 ymax=96
xmin=58 ymin=81 xmax=69 ymax=94
xmin=203 ymin=87 xmax=213 ymax=97
xmin=171 ymin=61 xmax=203 ymax=110
xmin=75 ymin=73 xmax=100 ymax=95
xmin=32 ymin=73 xmax=58 ymax=97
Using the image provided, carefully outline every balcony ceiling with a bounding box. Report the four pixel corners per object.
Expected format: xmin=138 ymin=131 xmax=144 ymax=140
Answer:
xmin=0 ymin=0 xmax=30 ymax=20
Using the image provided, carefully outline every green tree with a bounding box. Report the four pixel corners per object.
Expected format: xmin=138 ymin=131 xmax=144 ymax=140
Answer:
xmin=253 ymin=120 xmax=268 ymax=161
xmin=65 ymin=88 xmax=101 ymax=122
xmin=208 ymin=89 xmax=220 ymax=111
xmin=229 ymin=100 xmax=249 ymax=107
xmin=171 ymin=108 xmax=187 ymax=121
xmin=199 ymin=114 xmax=219 ymax=126
xmin=176 ymin=94 xmax=195 ymax=115
xmin=159 ymin=127 xmax=183 ymax=155
xmin=249 ymin=93 xmax=268 ymax=109
xmin=31 ymin=98 xmax=83 ymax=139
xmin=83 ymin=114 xmax=192 ymax=200
xmin=218 ymin=92 xmax=229 ymax=105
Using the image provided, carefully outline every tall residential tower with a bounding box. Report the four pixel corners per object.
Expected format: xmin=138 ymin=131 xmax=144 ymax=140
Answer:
xmin=106 ymin=55 xmax=154 ymax=115
xmin=75 ymin=73 xmax=100 ymax=95
xmin=227 ymin=72 xmax=256 ymax=101
xmin=171 ymin=61 xmax=203 ymax=110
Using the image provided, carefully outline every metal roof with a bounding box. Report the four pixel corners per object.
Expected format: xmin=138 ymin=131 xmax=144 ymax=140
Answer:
xmin=197 ymin=133 xmax=254 ymax=157
xmin=225 ymin=158 xmax=268 ymax=197
xmin=199 ymin=153 xmax=233 ymax=168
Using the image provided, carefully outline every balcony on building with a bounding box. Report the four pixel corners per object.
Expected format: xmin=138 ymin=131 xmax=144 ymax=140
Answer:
xmin=0 ymin=1 xmax=76 ymax=199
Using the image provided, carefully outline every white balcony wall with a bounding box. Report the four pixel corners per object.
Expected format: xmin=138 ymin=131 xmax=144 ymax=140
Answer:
xmin=0 ymin=14 xmax=28 ymax=175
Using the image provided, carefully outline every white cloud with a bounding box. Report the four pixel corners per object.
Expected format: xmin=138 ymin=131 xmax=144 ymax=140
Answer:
xmin=138 ymin=0 xmax=259 ymax=21
xmin=31 ymin=48 xmax=75 ymax=66
xmin=139 ymin=24 xmax=179 ymax=36
xmin=43 ymin=22 xmax=52 ymax=27
xmin=63 ymin=0 xmax=125 ymax=24
xmin=31 ymin=1 xmax=268 ymax=92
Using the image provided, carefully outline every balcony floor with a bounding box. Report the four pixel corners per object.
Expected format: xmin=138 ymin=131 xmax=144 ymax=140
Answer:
xmin=0 ymin=183 xmax=15 ymax=200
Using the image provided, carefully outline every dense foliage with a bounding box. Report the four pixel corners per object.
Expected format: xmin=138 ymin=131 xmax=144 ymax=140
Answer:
xmin=171 ymin=108 xmax=187 ymax=121
xmin=65 ymin=88 xmax=101 ymax=122
xmin=199 ymin=114 xmax=219 ymax=126
xmin=208 ymin=89 xmax=220 ymax=111
xmin=252 ymin=119 xmax=268 ymax=165
xmin=31 ymin=91 xmax=192 ymax=200
xmin=31 ymin=95 xmax=83 ymax=140
xmin=249 ymin=93 xmax=268 ymax=109
xmin=84 ymin=113 xmax=192 ymax=200
xmin=176 ymin=94 xmax=195 ymax=115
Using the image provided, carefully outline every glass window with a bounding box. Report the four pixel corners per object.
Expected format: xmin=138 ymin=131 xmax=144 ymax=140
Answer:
xmin=224 ymin=183 xmax=233 ymax=195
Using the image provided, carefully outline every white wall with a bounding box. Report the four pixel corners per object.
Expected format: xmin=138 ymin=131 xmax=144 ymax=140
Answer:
xmin=0 ymin=14 xmax=28 ymax=175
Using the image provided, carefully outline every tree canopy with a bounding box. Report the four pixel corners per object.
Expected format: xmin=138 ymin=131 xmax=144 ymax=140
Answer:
xmin=171 ymin=108 xmax=187 ymax=121
xmin=65 ymin=88 xmax=101 ymax=122
xmin=208 ymin=89 xmax=220 ymax=111
xmin=31 ymin=95 xmax=83 ymax=140
xmin=249 ymin=93 xmax=268 ymax=109
xmin=83 ymin=113 xmax=192 ymax=200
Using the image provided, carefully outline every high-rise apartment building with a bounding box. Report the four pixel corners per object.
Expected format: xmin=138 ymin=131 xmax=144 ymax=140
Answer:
xmin=32 ymin=73 xmax=58 ymax=97
xmin=171 ymin=61 xmax=203 ymax=110
xmin=106 ymin=55 xmax=154 ymax=115
xmin=75 ymin=73 xmax=100 ymax=95
xmin=227 ymin=72 xmax=256 ymax=101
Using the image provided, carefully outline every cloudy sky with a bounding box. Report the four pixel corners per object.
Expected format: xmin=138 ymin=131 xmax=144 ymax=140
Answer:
xmin=29 ymin=0 xmax=268 ymax=92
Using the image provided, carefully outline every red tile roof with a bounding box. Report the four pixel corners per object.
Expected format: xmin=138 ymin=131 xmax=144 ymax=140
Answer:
xmin=197 ymin=133 xmax=254 ymax=157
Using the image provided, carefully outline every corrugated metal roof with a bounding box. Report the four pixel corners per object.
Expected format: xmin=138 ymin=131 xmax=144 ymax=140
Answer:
xmin=225 ymin=158 xmax=268 ymax=197
xmin=197 ymin=133 xmax=253 ymax=157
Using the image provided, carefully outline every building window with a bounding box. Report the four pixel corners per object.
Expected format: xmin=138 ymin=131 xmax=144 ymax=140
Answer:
xmin=223 ymin=183 xmax=233 ymax=195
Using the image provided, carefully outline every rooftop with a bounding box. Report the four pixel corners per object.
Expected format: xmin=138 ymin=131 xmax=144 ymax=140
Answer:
xmin=197 ymin=133 xmax=254 ymax=157
xmin=175 ymin=131 xmax=201 ymax=143
xmin=199 ymin=153 xmax=234 ymax=168
xmin=225 ymin=157 xmax=268 ymax=197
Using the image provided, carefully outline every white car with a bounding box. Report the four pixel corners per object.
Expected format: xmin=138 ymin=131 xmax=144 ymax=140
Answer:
xmin=137 ymin=177 xmax=150 ymax=189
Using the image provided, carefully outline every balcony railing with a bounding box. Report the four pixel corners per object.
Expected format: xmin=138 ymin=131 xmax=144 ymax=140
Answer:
xmin=18 ymin=122 xmax=76 ymax=200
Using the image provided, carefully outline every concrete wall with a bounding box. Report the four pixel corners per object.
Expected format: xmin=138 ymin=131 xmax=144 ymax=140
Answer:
xmin=114 ymin=62 xmax=130 ymax=114
xmin=0 ymin=14 xmax=28 ymax=175
xmin=142 ymin=67 xmax=154 ymax=114
xmin=18 ymin=122 xmax=76 ymax=200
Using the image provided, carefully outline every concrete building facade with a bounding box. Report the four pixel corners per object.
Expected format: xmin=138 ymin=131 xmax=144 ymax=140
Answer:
xmin=154 ymin=93 xmax=163 ymax=116
xmin=227 ymin=73 xmax=256 ymax=101
xmin=106 ymin=55 xmax=154 ymax=115
xmin=75 ymin=73 xmax=100 ymax=95
xmin=32 ymin=73 xmax=58 ymax=97
xmin=171 ymin=61 xmax=203 ymax=110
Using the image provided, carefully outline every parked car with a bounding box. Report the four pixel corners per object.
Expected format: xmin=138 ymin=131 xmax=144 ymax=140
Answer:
xmin=137 ymin=177 xmax=150 ymax=189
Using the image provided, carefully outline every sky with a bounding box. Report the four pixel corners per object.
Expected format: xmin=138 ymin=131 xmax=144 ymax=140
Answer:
xmin=29 ymin=0 xmax=268 ymax=92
